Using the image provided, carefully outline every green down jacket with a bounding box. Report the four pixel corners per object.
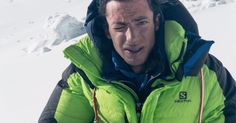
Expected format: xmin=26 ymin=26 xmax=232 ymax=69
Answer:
xmin=39 ymin=21 xmax=236 ymax=123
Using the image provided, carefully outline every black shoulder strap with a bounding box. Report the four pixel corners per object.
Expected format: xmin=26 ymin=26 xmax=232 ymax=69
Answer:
xmin=73 ymin=64 xmax=95 ymax=89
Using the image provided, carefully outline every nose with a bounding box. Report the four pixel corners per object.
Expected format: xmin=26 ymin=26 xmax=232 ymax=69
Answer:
xmin=126 ymin=27 xmax=137 ymax=45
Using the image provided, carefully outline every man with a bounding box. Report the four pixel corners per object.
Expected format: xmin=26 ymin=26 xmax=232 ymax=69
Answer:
xmin=39 ymin=0 xmax=236 ymax=123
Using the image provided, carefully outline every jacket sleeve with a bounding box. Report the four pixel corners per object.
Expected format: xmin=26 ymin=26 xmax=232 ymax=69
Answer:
xmin=38 ymin=64 xmax=94 ymax=123
xmin=204 ymin=54 xmax=236 ymax=123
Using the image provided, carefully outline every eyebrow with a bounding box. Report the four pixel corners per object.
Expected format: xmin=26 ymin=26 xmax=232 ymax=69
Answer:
xmin=133 ymin=16 xmax=148 ymax=21
xmin=111 ymin=16 xmax=148 ymax=26
xmin=112 ymin=22 xmax=127 ymax=26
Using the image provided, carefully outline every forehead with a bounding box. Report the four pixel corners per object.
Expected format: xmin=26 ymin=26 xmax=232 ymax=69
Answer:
xmin=105 ymin=0 xmax=153 ymax=21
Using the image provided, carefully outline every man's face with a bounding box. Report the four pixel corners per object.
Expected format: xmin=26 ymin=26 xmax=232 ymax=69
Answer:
xmin=105 ymin=0 xmax=156 ymax=72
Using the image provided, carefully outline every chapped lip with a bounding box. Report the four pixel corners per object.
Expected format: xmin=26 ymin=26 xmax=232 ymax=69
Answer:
xmin=124 ymin=47 xmax=143 ymax=53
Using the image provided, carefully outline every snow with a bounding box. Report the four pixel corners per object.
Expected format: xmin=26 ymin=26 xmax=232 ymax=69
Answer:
xmin=0 ymin=0 xmax=89 ymax=55
xmin=180 ymin=0 xmax=235 ymax=12
xmin=0 ymin=0 xmax=235 ymax=123
xmin=24 ymin=14 xmax=86 ymax=54
xmin=192 ymin=3 xmax=236 ymax=77
xmin=44 ymin=14 xmax=85 ymax=45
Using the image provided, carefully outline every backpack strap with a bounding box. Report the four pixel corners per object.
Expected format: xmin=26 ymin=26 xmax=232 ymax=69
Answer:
xmin=73 ymin=64 xmax=95 ymax=89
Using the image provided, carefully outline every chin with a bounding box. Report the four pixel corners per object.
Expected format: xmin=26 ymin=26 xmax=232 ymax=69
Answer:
xmin=125 ymin=59 xmax=145 ymax=67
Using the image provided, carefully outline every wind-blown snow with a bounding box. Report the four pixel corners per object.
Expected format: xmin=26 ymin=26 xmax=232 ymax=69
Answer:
xmin=180 ymin=0 xmax=235 ymax=12
xmin=45 ymin=14 xmax=85 ymax=46
xmin=23 ymin=14 xmax=86 ymax=54
xmin=0 ymin=0 xmax=235 ymax=123
xmin=0 ymin=0 xmax=90 ymax=55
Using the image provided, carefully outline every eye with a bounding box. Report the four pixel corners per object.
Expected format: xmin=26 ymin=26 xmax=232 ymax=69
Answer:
xmin=137 ymin=20 xmax=148 ymax=26
xmin=113 ymin=26 xmax=126 ymax=31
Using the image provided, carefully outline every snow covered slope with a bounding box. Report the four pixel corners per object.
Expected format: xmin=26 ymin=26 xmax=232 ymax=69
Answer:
xmin=0 ymin=0 xmax=90 ymax=55
xmin=0 ymin=0 xmax=235 ymax=123
xmin=0 ymin=1 xmax=90 ymax=123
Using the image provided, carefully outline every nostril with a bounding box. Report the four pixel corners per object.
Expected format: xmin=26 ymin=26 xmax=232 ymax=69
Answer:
xmin=126 ymin=42 xmax=138 ymax=47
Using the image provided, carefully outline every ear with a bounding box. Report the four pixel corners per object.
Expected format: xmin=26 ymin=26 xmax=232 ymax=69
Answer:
xmin=154 ymin=13 xmax=160 ymax=31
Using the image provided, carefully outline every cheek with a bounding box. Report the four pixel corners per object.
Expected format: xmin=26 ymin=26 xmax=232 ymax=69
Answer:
xmin=142 ymin=26 xmax=155 ymax=49
xmin=110 ymin=32 xmax=126 ymax=46
xmin=111 ymin=35 xmax=125 ymax=51
xmin=140 ymin=33 xmax=155 ymax=47
xmin=139 ymin=24 xmax=155 ymax=37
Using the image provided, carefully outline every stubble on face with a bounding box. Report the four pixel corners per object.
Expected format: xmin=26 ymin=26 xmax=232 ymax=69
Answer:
xmin=105 ymin=0 xmax=156 ymax=73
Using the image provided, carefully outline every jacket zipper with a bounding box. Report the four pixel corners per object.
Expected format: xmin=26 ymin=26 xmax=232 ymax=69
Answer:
xmin=110 ymin=81 xmax=142 ymax=122
xmin=110 ymin=73 xmax=162 ymax=122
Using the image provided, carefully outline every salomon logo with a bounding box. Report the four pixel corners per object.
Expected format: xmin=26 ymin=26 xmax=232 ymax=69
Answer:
xmin=175 ymin=91 xmax=191 ymax=103
xmin=179 ymin=91 xmax=187 ymax=99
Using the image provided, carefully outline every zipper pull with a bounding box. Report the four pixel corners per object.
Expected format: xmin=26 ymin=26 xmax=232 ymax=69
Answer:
xmin=136 ymin=102 xmax=143 ymax=122
xmin=136 ymin=102 xmax=143 ymax=113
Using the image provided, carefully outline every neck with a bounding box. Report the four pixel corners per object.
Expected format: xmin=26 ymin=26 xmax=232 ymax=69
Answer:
xmin=131 ymin=65 xmax=144 ymax=73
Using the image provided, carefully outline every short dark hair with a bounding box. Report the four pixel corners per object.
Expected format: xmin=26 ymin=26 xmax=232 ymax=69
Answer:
xmin=98 ymin=0 xmax=160 ymax=17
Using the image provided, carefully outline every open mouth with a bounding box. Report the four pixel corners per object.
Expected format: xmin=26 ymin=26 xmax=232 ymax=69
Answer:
xmin=124 ymin=47 xmax=143 ymax=54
